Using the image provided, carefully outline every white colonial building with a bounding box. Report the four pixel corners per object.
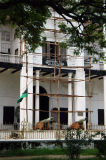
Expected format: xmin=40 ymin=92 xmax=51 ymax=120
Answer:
xmin=0 ymin=9 xmax=106 ymax=138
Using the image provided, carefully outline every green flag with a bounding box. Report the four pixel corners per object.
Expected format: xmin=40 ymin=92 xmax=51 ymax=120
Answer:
xmin=17 ymin=89 xmax=28 ymax=103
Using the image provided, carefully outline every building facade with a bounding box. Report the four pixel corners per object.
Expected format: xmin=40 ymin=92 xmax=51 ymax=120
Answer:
xmin=0 ymin=10 xmax=106 ymax=131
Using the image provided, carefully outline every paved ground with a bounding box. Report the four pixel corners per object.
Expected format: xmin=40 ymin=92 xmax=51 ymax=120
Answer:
xmin=0 ymin=155 xmax=96 ymax=160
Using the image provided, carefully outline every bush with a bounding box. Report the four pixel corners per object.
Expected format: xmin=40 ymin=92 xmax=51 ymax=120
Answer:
xmin=65 ymin=129 xmax=93 ymax=160
xmin=95 ymin=132 xmax=106 ymax=159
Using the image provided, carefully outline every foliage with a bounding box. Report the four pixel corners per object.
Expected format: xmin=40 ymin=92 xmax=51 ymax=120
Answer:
xmin=65 ymin=129 xmax=93 ymax=160
xmin=0 ymin=0 xmax=50 ymax=51
xmin=0 ymin=0 xmax=106 ymax=59
xmin=95 ymin=132 xmax=106 ymax=159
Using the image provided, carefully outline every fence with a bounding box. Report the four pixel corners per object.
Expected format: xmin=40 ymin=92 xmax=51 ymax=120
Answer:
xmin=0 ymin=129 xmax=106 ymax=141
xmin=0 ymin=130 xmax=65 ymax=140
xmin=0 ymin=123 xmax=106 ymax=140
xmin=87 ymin=124 xmax=106 ymax=131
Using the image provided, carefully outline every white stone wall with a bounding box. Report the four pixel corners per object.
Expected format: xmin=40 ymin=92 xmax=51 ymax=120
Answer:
xmin=0 ymin=70 xmax=20 ymax=125
xmin=85 ymin=78 xmax=104 ymax=125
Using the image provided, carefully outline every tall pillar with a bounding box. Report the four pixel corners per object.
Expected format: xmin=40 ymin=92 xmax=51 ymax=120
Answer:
xmin=20 ymin=42 xmax=27 ymax=130
xmin=68 ymin=72 xmax=73 ymax=126
xmin=74 ymin=69 xmax=86 ymax=124
xmin=104 ymin=64 xmax=106 ymax=127
xmin=20 ymin=64 xmax=27 ymax=129
xmin=103 ymin=24 xmax=106 ymax=128
xmin=27 ymin=54 xmax=33 ymax=129
xmin=0 ymin=32 xmax=1 ymax=52
xmin=35 ymin=70 xmax=40 ymax=124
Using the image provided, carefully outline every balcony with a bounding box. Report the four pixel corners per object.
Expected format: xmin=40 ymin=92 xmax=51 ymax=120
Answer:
xmin=0 ymin=54 xmax=21 ymax=64
xmin=0 ymin=42 xmax=21 ymax=65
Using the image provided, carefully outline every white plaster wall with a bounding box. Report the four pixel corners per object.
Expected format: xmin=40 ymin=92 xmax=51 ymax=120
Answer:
xmin=0 ymin=70 xmax=20 ymax=124
xmin=33 ymin=47 xmax=42 ymax=66
xmin=67 ymin=48 xmax=84 ymax=67
xmin=85 ymin=78 xmax=104 ymax=125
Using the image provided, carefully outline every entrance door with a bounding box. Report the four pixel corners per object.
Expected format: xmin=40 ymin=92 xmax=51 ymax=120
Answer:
xmin=33 ymin=86 xmax=49 ymax=124
xmin=40 ymin=86 xmax=49 ymax=121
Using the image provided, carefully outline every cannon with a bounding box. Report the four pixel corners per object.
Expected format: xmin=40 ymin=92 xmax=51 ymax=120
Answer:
xmin=34 ymin=117 xmax=54 ymax=130
xmin=69 ymin=118 xmax=86 ymax=130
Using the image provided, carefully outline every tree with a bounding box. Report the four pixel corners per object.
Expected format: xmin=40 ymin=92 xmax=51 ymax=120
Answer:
xmin=0 ymin=0 xmax=106 ymax=59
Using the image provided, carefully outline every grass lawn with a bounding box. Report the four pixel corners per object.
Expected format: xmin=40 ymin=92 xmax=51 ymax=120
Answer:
xmin=23 ymin=158 xmax=101 ymax=160
xmin=0 ymin=148 xmax=66 ymax=157
xmin=81 ymin=148 xmax=98 ymax=155
xmin=0 ymin=148 xmax=98 ymax=157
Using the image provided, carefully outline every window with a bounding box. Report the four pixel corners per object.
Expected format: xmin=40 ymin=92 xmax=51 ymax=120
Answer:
xmin=15 ymin=48 xmax=18 ymax=55
xmin=1 ymin=31 xmax=10 ymax=41
xmin=51 ymin=108 xmax=58 ymax=123
xmin=51 ymin=108 xmax=68 ymax=125
xmin=1 ymin=43 xmax=11 ymax=54
xmin=60 ymin=108 xmax=68 ymax=125
xmin=42 ymin=41 xmax=67 ymax=66
xmin=98 ymin=109 xmax=104 ymax=125
xmin=3 ymin=106 xmax=14 ymax=124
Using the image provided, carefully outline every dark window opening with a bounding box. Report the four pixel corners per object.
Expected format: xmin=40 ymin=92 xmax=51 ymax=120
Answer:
xmin=60 ymin=108 xmax=68 ymax=125
xmin=42 ymin=41 xmax=67 ymax=66
xmin=33 ymin=86 xmax=36 ymax=126
xmin=86 ymin=108 xmax=88 ymax=129
xmin=98 ymin=109 xmax=104 ymax=125
xmin=3 ymin=106 xmax=14 ymax=124
xmin=39 ymin=86 xmax=49 ymax=121
xmin=8 ymin=48 xmax=10 ymax=54
xmin=15 ymin=48 xmax=18 ymax=55
xmin=51 ymin=108 xmax=58 ymax=123
xmin=50 ymin=43 xmax=58 ymax=59
xmin=51 ymin=108 xmax=68 ymax=125
xmin=33 ymin=86 xmax=49 ymax=124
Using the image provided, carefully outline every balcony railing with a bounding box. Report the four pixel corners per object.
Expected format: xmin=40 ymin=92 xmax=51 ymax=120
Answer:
xmin=0 ymin=123 xmax=106 ymax=140
xmin=0 ymin=54 xmax=21 ymax=64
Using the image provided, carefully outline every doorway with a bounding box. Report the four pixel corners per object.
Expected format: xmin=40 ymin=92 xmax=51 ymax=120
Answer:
xmin=40 ymin=86 xmax=49 ymax=121
xmin=33 ymin=86 xmax=49 ymax=124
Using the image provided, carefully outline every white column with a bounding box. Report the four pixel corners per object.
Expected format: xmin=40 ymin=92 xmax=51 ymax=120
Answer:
xmin=27 ymin=54 xmax=33 ymax=129
xmin=20 ymin=42 xmax=27 ymax=130
xmin=104 ymin=76 xmax=106 ymax=127
xmin=104 ymin=50 xmax=106 ymax=127
xmin=68 ymin=72 xmax=73 ymax=126
xmin=20 ymin=64 xmax=27 ymax=129
xmin=103 ymin=25 xmax=106 ymax=128
xmin=74 ymin=69 xmax=86 ymax=123
xmin=0 ymin=32 xmax=1 ymax=52
xmin=35 ymin=70 xmax=40 ymax=124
